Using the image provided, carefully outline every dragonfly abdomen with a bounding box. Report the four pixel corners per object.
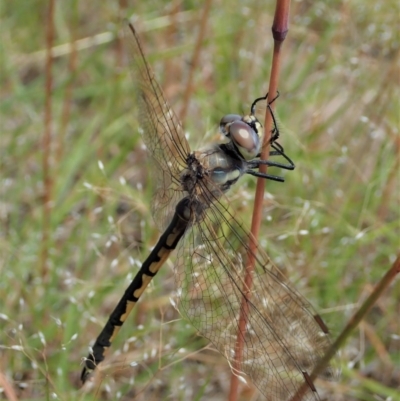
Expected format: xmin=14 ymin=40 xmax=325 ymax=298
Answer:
xmin=81 ymin=198 xmax=191 ymax=382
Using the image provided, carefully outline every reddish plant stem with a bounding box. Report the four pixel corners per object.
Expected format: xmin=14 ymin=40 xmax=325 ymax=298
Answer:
xmin=41 ymin=0 xmax=55 ymax=280
xmin=0 ymin=371 xmax=18 ymax=401
xmin=179 ymin=0 xmax=212 ymax=124
xmin=289 ymin=255 xmax=400 ymax=401
xmin=227 ymin=1 xmax=291 ymax=400
xmin=164 ymin=2 xmax=180 ymax=100
xmin=57 ymin=27 xmax=77 ymax=162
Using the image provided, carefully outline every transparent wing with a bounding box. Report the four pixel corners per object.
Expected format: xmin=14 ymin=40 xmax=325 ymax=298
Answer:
xmin=174 ymin=186 xmax=339 ymax=400
xmin=126 ymin=23 xmax=191 ymax=231
xmin=125 ymin=22 xmax=338 ymax=399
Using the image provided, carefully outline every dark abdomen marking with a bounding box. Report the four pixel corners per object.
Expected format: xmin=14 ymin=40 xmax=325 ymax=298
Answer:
xmin=81 ymin=198 xmax=190 ymax=382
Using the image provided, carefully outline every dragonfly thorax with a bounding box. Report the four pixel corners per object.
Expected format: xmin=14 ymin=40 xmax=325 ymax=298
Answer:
xmin=181 ymin=145 xmax=244 ymax=205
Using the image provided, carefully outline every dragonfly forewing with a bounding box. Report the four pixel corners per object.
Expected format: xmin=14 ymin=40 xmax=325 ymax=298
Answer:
xmin=126 ymin=24 xmax=191 ymax=231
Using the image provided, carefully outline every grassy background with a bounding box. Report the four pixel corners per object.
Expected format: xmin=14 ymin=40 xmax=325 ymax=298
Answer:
xmin=1 ymin=1 xmax=399 ymax=400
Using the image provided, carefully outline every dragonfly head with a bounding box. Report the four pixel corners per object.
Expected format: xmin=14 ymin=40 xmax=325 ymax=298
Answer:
xmin=219 ymin=114 xmax=261 ymax=160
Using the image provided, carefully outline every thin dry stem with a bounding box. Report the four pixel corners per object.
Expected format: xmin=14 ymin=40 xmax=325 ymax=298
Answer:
xmin=0 ymin=371 xmax=18 ymax=401
xmin=289 ymin=255 xmax=400 ymax=401
xmin=41 ymin=0 xmax=55 ymax=280
xmin=164 ymin=2 xmax=182 ymax=100
xmin=179 ymin=0 xmax=212 ymax=124
xmin=57 ymin=27 xmax=77 ymax=162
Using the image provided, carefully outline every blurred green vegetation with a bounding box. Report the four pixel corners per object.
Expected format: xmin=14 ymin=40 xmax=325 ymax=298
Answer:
xmin=1 ymin=1 xmax=398 ymax=400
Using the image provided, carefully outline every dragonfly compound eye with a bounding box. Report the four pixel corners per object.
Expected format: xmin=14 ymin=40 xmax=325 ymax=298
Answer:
xmin=229 ymin=120 xmax=261 ymax=160
xmin=219 ymin=114 xmax=242 ymax=135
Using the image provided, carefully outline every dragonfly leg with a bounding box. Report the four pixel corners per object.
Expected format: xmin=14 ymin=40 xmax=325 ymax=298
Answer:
xmin=254 ymin=158 xmax=295 ymax=171
xmin=245 ymin=169 xmax=285 ymax=182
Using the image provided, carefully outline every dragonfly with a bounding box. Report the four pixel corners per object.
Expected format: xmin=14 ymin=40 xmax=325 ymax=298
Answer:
xmin=81 ymin=23 xmax=338 ymax=400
